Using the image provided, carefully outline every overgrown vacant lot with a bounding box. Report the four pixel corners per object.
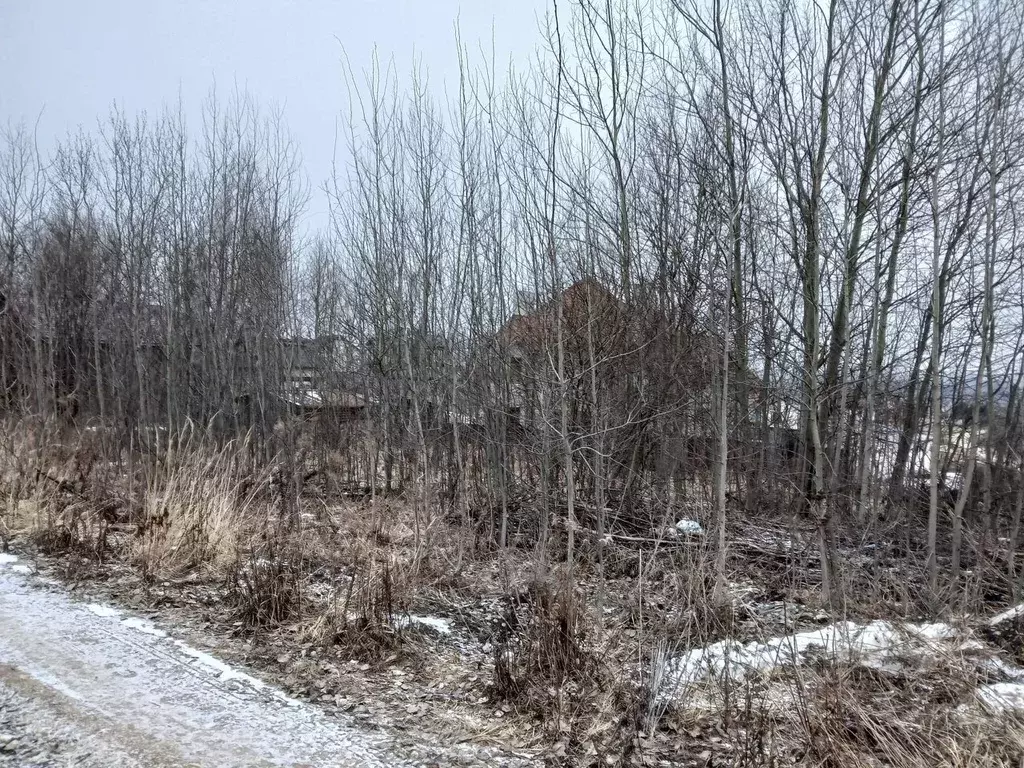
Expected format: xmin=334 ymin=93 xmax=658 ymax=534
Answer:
xmin=5 ymin=0 xmax=1024 ymax=762
xmin=3 ymin=420 xmax=1024 ymax=767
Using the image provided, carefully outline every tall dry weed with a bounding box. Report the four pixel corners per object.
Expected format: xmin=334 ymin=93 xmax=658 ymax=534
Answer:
xmin=133 ymin=425 xmax=266 ymax=579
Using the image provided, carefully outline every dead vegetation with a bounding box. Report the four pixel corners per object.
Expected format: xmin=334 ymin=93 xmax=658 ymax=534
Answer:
xmin=3 ymin=420 xmax=1024 ymax=767
xmin=4 ymin=0 xmax=1024 ymax=763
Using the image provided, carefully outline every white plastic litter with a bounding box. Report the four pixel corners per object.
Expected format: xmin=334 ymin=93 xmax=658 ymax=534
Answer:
xmin=675 ymin=519 xmax=705 ymax=536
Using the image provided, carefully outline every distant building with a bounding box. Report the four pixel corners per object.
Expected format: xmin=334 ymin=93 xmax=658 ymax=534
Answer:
xmin=276 ymin=336 xmax=373 ymax=422
xmin=495 ymin=278 xmax=719 ymax=426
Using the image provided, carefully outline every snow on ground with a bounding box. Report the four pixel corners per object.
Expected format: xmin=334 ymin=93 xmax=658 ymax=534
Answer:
xmin=395 ymin=614 xmax=453 ymax=635
xmin=0 ymin=553 xmax=31 ymax=575
xmin=661 ymin=616 xmax=1024 ymax=718
xmin=978 ymin=683 xmax=1024 ymax=715
xmin=975 ymin=603 xmax=1024 ymax=715
xmin=663 ymin=620 xmax=958 ymax=696
xmin=170 ymin=643 xmax=303 ymax=705
xmin=0 ymin=562 xmax=535 ymax=767
xmin=989 ymin=603 xmax=1024 ymax=626
xmin=118 ymin=616 xmax=167 ymax=638
xmin=86 ymin=603 xmax=121 ymax=618
xmin=80 ymin=599 xmax=303 ymax=704
xmin=1 ymin=677 xmax=141 ymax=767
xmin=0 ymin=564 xmax=409 ymax=766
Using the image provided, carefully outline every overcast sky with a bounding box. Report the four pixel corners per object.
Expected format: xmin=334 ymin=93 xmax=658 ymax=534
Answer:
xmin=0 ymin=0 xmax=548 ymax=234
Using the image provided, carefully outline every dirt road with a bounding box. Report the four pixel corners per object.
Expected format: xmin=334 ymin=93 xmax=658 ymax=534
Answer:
xmin=0 ymin=554 xmax=415 ymax=767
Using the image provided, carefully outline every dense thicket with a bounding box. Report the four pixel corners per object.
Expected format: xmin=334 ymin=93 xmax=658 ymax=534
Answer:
xmin=3 ymin=0 xmax=1024 ymax=601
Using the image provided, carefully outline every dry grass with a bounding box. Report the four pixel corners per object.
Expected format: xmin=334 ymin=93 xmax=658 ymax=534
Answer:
xmin=642 ymin=616 xmax=1024 ymax=767
xmin=3 ymin=419 xmax=1024 ymax=766
xmin=488 ymin=568 xmax=638 ymax=765
xmin=133 ymin=428 xmax=266 ymax=578
xmin=296 ymin=554 xmax=405 ymax=661
xmin=231 ymin=545 xmax=306 ymax=629
xmin=0 ymin=418 xmax=125 ymax=559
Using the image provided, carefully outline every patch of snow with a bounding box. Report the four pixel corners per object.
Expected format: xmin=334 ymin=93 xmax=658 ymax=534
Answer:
xmin=86 ymin=604 xmax=122 ymax=618
xmin=175 ymin=642 xmax=267 ymax=688
xmin=959 ymin=637 xmax=989 ymax=652
xmin=981 ymin=656 xmax=1024 ymax=681
xmin=674 ymin=519 xmax=705 ymax=536
xmin=913 ymin=622 xmax=959 ymax=642
xmin=0 ymin=553 xmax=18 ymax=566
xmin=661 ymin=620 xmax=957 ymax=698
xmin=977 ymin=683 xmax=1024 ymax=715
xmin=79 ymin=595 xmax=305 ymax=708
xmin=11 ymin=565 xmax=31 ymax=574
xmin=396 ymin=615 xmax=452 ymax=635
xmin=120 ymin=616 xmax=167 ymax=638
xmin=171 ymin=641 xmax=300 ymax=707
xmin=989 ymin=604 xmax=1024 ymax=627
xmin=0 ymin=572 xmax=409 ymax=764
